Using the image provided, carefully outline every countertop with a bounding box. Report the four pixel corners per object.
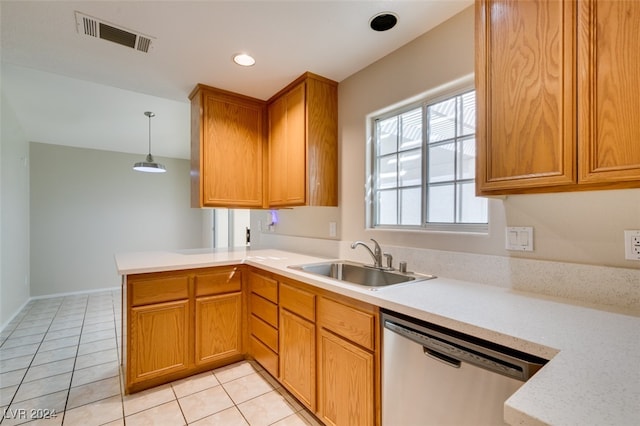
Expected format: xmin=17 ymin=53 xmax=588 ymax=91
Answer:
xmin=115 ymin=248 xmax=640 ymax=426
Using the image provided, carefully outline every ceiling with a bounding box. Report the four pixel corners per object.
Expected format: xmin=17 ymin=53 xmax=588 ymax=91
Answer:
xmin=1 ymin=1 xmax=472 ymax=160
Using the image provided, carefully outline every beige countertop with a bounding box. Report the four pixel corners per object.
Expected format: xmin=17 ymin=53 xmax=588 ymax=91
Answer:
xmin=115 ymin=248 xmax=640 ymax=426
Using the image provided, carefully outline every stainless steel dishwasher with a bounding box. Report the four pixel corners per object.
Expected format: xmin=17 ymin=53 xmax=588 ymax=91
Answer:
xmin=382 ymin=310 xmax=547 ymax=426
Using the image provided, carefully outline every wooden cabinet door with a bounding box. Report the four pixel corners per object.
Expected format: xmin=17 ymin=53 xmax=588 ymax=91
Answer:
xmin=196 ymin=88 xmax=265 ymax=207
xmin=317 ymin=329 xmax=374 ymax=426
xmin=577 ymin=0 xmax=640 ymax=184
xmin=195 ymin=292 xmax=242 ymax=366
xmin=279 ymin=309 xmax=315 ymax=410
xmin=130 ymin=299 xmax=190 ymax=384
xmin=268 ymin=82 xmax=306 ymax=206
xmin=476 ymin=0 xmax=576 ymax=192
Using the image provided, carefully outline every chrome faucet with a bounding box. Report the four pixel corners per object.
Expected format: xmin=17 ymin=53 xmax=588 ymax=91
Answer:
xmin=351 ymin=239 xmax=383 ymax=268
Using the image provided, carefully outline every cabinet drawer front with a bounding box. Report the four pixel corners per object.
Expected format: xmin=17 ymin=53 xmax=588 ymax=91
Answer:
xmin=195 ymin=267 xmax=242 ymax=297
xmin=251 ymin=314 xmax=278 ymax=353
xmin=280 ymin=282 xmax=315 ymax=321
xmin=250 ymin=335 xmax=279 ymax=377
xmin=250 ymin=294 xmax=278 ymax=328
xmin=318 ymin=297 xmax=374 ymax=350
xmin=130 ymin=275 xmax=189 ymax=306
xmin=249 ymin=272 xmax=278 ymax=303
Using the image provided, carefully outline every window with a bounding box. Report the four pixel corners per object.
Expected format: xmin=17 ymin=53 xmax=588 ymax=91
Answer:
xmin=371 ymin=88 xmax=487 ymax=231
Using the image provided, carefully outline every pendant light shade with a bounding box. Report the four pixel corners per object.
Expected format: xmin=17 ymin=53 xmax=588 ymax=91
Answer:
xmin=133 ymin=111 xmax=166 ymax=173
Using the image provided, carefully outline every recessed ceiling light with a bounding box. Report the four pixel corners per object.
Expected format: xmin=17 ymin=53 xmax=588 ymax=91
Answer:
xmin=233 ymin=53 xmax=256 ymax=67
xmin=369 ymin=12 xmax=398 ymax=32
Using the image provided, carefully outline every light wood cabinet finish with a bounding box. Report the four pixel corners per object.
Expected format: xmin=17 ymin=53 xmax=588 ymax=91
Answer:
xmin=279 ymin=309 xmax=316 ymax=410
xmin=247 ymin=268 xmax=279 ymax=378
xmin=124 ymin=266 xmax=245 ymax=394
xmin=268 ymin=73 xmax=338 ymax=207
xmin=476 ymin=0 xmax=576 ymax=192
xmin=476 ymin=0 xmax=640 ymax=194
xmin=129 ymin=299 xmax=190 ymax=385
xmin=249 ymin=270 xmax=278 ymax=303
xmin=317 ymin=328 xmax=375 ymax=426
xmin=577 ymin=0 xmax=640 ymax=183
xmin=195 ymin=292 xmax=242 ymax=366
xmin=318 ymin=297 xmax=375 ymax=351
xmin=190 ymin=85 xmax=266 ymax=208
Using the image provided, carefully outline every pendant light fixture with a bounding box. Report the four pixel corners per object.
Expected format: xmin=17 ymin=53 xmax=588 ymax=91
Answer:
xmin=133 ymin=111 xmax=166 ymax=173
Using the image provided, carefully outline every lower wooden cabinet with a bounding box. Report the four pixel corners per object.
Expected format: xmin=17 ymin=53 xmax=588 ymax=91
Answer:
xmin=248 ymin=269 xmax=279 ymax=378
xmin=130 ymin=299 xmax=190 ymax=384
xmin=195 ymin=292 xmax=242 ymax=365
xmin=317 ymin=329 xmax=375 ymax=426
xmin=124 ymin=265 xmax=380 ymax=425
xmin=280 ymin=306 xmax=316 ymax=410
xmin=124 ymin=266 xmax=245 ymax=394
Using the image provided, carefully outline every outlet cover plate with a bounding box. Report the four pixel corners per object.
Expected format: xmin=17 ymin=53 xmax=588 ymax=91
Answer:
xmin=624 ymin=230 xmax=640 ymax=261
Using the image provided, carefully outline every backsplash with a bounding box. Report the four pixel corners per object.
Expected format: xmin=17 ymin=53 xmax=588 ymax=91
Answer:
xmin=257 ymin=233 xmax=640 ymax=315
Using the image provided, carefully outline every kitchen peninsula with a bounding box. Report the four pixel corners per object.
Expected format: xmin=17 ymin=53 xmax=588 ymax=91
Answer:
xmin=115 ymin=248 xmax=640 ymax=426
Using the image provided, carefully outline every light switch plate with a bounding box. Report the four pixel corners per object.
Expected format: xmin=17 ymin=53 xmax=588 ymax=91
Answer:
xmin=624 ymin=230 xmax=640 ymax=261
xmin=506 ymin=227 xmax=534 ymax=251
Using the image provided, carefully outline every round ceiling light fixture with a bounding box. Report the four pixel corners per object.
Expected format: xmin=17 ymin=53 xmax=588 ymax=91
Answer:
xmin=233 ymin=53 xmax=256 ymax=67
xmin=369 ymin=12 xmax=398 ymax=32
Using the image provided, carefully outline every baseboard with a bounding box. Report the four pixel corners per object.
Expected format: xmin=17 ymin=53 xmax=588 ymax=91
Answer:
xmin=30 ymin=286 xmax=120 ymax=300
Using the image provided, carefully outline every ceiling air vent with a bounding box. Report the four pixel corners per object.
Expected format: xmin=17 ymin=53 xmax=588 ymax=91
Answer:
xmin=74 ymin=11 xmax=154 ymax=53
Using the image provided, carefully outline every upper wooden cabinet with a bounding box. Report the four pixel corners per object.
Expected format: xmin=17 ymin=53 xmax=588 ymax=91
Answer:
xmin=476 ymin=0 xmax=640 ymax=194
xmin=190 ymin=85 xmax=266 ymax=208
xmin=577 ymin=0 xmax=640 ymax=184
xmin=267 ymin=73 xmax=338 ymax=207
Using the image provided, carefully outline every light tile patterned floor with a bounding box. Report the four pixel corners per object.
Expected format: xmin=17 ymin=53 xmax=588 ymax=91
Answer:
xmin=0 ymin=291 xmax=321 ymax=426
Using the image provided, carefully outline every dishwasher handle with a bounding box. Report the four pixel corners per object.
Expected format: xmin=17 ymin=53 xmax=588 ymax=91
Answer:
xmin=423 ymin=346 xmax=461 ymax=368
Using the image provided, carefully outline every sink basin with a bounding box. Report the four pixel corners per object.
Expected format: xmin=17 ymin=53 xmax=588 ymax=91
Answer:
xmin=288 ymin=261 xmax=435 ymax=289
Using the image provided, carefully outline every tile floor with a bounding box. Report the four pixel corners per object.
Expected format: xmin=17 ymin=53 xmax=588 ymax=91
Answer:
xmin=0 ymin=291 xmax=321 ymax=426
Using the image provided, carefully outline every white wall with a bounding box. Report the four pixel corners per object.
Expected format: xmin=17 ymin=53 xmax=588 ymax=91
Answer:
xmin=29 ymin=142 xmax=205 ymax=296
xmin=254 ymin=6 xmax=640 ymax=270
xmin=0 ymin=94 xmax=31 ymax=327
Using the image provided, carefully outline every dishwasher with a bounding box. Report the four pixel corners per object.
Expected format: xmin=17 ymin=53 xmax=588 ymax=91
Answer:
xmin=382 ymin=310 xmax=547 ymax=426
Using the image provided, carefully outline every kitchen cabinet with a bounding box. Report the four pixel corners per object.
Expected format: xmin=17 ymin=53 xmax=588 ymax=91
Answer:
xmin=248 ymin=269 xmax=279 ymax=377
xmin=130 ymin=299 xmax=190 ymax=386
xmin=476 ymin=0 xmax=640 ymax=194
xmin=124 ymin=266 xmax=245 ymax=393
xmin=267 ymin=73 xmax=338 ymax=207
xmin=190 ymin=84 xmax=266 ymax=208
xmin=577 ymin=0 xmax=640 ymax=184
xmin=193 ymin=268 xmax=244 ymax=369
xmin=317 ymin=296 xmax=378 ymax=426
xmin=279 ymin=281 xmax=316 ymax=410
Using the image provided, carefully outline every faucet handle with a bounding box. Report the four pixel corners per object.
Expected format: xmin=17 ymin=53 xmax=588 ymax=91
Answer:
xmin=383 ymin=253 xmax=393 ymax=270
xmin=370 ymin=238 xmax=382 ymax=255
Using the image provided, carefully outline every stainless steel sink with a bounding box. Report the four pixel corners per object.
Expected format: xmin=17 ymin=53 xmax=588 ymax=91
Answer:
xmin=288 ymin=260 xmax=435 ymax=289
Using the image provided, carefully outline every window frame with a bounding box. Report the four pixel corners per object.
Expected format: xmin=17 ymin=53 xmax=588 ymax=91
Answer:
xmin=367 ymin=79 xmax=488 ymax=234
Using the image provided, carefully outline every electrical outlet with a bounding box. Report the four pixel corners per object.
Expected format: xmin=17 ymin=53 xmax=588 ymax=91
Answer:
xmin=624 ymin=230 xmax=640 ymax=261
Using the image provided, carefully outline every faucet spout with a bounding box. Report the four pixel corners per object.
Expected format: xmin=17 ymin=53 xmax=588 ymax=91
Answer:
xmin=350 ymin=239 xmax=383 ymax=268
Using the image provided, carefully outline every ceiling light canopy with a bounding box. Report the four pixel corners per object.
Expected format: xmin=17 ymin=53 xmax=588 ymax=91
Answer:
xmin=133 ymin=111 xmax=166 ymax=173
xmin=369 ymin=12 xmax=398 ymax=32
xmin=233 ymin=53 xmax=256 ymax=67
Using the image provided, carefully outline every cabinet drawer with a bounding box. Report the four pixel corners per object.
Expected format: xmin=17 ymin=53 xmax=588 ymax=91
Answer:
xmin=249 ymin=271 xmax=278 ymax=303
xmin=280 ymin=282 xmax=315 ymax=321
xmin=318 ymin=297 xmax=375 ymax=351
xmin=130 ymin=274 xmax=189 ymax=306
xmin=251 ymin=315 xmax=278 ymax=353
xmin=250 ymin=294 xmax=278 ymax=328
xmin=250 ymin=335 xmax=279 ymax=377
xmin=195 ymin=267 xmax=242 ymax=297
